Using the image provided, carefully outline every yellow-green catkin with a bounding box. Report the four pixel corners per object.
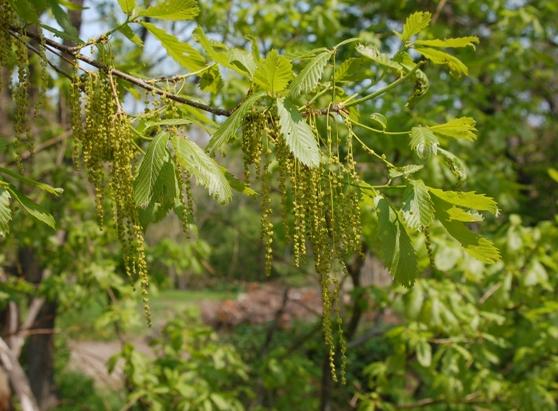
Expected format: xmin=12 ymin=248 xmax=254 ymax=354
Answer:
xmin=73 ymin=64 xmax=151 ymax=324
xmin=241 ymin=111 xmax=263 ymax=181
xmin=14 ymin=33 xmax=31 ymax=165
xmin=110 ymin=113 xmax=151 ymax=325
xmin=32 ymin=31 xmax=49 ymax=119
xmin=70 ymin=67 xmax=83 ymax=168
xmin=260 ymin=145 xmax=273 ymax=276
xmin=0 ymin=0 xmax=15 ymax=92
xmin=174 ymin=158 xmax=194 ymax=237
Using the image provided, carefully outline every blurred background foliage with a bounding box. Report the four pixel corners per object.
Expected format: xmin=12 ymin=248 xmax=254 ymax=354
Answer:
xmin=0 ymin=0 xmax=557 ymax=410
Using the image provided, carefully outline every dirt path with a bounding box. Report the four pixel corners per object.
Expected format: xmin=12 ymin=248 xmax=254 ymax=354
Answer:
xmin=68 ymin=339 xmax=151 ymax=388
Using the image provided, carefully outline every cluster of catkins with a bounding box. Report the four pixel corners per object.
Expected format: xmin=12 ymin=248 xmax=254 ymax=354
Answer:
xmin=241 ymin=110 xmax=362 ymax=382
xmin=70 ymin=65 xmax=151 ymax=324
xmin=0 ymin=0 xmax=47 ymax=165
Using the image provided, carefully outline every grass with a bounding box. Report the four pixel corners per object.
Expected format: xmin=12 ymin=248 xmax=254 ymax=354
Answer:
xmin=58 ymin=288 xmax=238 ymax=341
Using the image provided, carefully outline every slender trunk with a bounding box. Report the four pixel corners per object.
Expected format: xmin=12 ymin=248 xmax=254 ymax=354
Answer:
xmin=19 ymin=248 xmax=56 ymax=410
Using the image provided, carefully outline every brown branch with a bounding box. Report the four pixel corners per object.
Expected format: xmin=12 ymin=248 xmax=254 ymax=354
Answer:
xmin=0 ymin=337 xmax=40 ymax=411
xmin=11 ymin=28 xmax=233 ymax=117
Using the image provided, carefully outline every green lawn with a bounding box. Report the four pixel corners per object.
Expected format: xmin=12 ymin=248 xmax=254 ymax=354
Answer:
xmin=58 ymin=288 xmax=237 ymax=341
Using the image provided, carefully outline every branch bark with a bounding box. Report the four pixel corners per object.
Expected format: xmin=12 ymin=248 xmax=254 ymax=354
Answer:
xmin=0 ymin=337 xmax=39 ymax=411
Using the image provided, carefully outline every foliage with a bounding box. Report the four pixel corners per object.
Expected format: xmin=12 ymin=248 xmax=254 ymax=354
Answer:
xmin=0 ymin=0 xmax=557 ymax=410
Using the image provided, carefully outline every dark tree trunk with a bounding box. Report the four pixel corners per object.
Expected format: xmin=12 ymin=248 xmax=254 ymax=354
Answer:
xmin=19 ymin=248 xmax=56 ymax=410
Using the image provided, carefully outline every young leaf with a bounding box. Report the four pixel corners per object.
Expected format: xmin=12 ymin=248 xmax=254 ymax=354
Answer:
xmin=276 ymin=97 xmax=320 ymax=168
xmin=428 ymin=187 xmax=499 ymax=215
xmin=402 ymin=179 xmax=434 ymax=229
xmin=172 ymin=135 xmax=232 ymax=204
xmin=548 ymin=168 xmax=558 ymax=183
xmin=142 ymin=22 xmax=205 ymax=71
xmin=415 ymin=47 xmax=469 ymax=76
xmin=117 ymin=0 xmax=136 ymax=15
xmin=432 ymin=196 xmax=500 ymax=263
xmin=139 ymin=0 xmax=199 ymax=20
xmin=134 ymin=132 xmax=170 ymax=207
xmin=206 ymin=92 xmax=266 ymax=153
xmin=224 ymin=170 xmax=257 ymax=197
xmin=47 ymin=0 xmax=80 ymax=41
xmin=289 ymin=51 xmax=332 ymax=97
xmin=416 ymin=340 xmax=432 ymax=367
xmin=445 ymin=206 xmax=484 ymax=223
xmin=429 ymin=117 xmax=477 ymax=141
xmin=7 ymin=186 xmax=55 ymax=229
xmin=369 ymin=113 xmax=388 ymax=130
xmin=356 ymin=45 xmax=403 ymax=73
xmin=0 ymin=167 xmax=63 ymax=196
xmin=0 ymin=189 xmax=12 ymax=237
xmin=253 ymin=50 xmax=293 ymax=96
xmin=376 ymin=198 xmax=417 ymax=286
xmin=415 ymin=36 xmax=479 ymax=49
xmin=409 ymin=127 xmax=439 ymax=159
xmin=438 ymin=148 xmax=467 ymax=181
xmin=118 ymin=24 xmax=143 ymax=47
xmin=228 ymin=49 xmax=257 ymax=77
xmin=400 ymin=11 xmax=432 ymax=41
xmin=151 ymin=161 xmax=178 ymax=211
xmin=388 ymin=164 xmax=423 ymax=179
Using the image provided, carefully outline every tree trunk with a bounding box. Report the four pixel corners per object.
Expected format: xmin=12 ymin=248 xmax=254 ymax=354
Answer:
xmin=18 ymin=248 xmax=57 ymax=411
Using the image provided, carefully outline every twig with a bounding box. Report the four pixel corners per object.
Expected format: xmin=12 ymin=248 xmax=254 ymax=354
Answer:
xmin=7 ymin=27 xmax=232 ymax=116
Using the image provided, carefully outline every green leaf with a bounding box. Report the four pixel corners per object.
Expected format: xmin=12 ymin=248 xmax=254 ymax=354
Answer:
xmin=134 ymin=132 xmax=170 ymax=207
xmin=9 ymin=0 xmax=39 ymax=23
xmin=356 ymin=45 xmax=403 ymax=73
xmin=409 ymin=127 xmax=438 ymax=159
xmin=369 ymin=113 xmax=388 ymax=130
xmin=400 ymin=11 xmax=432 ymax=41
xmin=388 ymin=164 xmax=423 ymax=179
xmin=547 ymin=168 xmax=558 ymax=183
xmin=276 ymin=97 xmax=320 ymax=168
xmin=405 ymin=284 xmax=424 ymax=320
xmin=445 ymin=206 xmax=483 ymax=223
xmin=228 ymin=49 xmax=257 ymax=77
xmin=334 ymin=57 xmax=370 ymax=82
xmin=47 ymin=0 xmax=80 ymax=41
xmin=0 ymin=189 xmax=12 ymax=238
xmin=7 ymin=186 xmax=55 ymax=229
xmin=289 ymin=51 xmax=332 ymax=97
xmin=428 ymin=187 xmax=499 ymax=215
xmin=206 ymin=92 xmax=266 ymax=154
xmin=224 ymin=170 xmax=257 ymax=196
xmin=415 ymin=47 xmax=469 ymax=76
xmin=402 ymin=179 xmax=434 ymax=229
xmin=432 ymin=196 xmax=500 ymax=263
xmin=143 ymin=118 xmax=192 ymax=132
xmin=253 ymin=50 xmax=293 ymax=96
xmin=416 ymin=340 xmax=432 ymax=367
xmin=172 ymin=136 xmax=232 ymax=203
xmin=194 ymin=28 xmax=257 ymax=77
xmin=376 ymin=198 xmax=417 ymax=286
xmin=139 ymin=0 xmax=199 ymax=20
xmin=0 ymin=167 xmax=63 ymax=196
xmin=118 ymin=24 xmax=143 ymax=47
xmin=438 ymin=148 xmax=467 ymax=181
xmin=429 ymin=117 xmax=477 ymax=141
xmin=151 ymin=161 xmax=178 ymax=210
xmin=142 ymin=22 xmax=205 ymax=71
xmin=117 ymin=0 xmax=135 ymax=14
xmin=415 ymin=36 xmax=479 ymax=49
